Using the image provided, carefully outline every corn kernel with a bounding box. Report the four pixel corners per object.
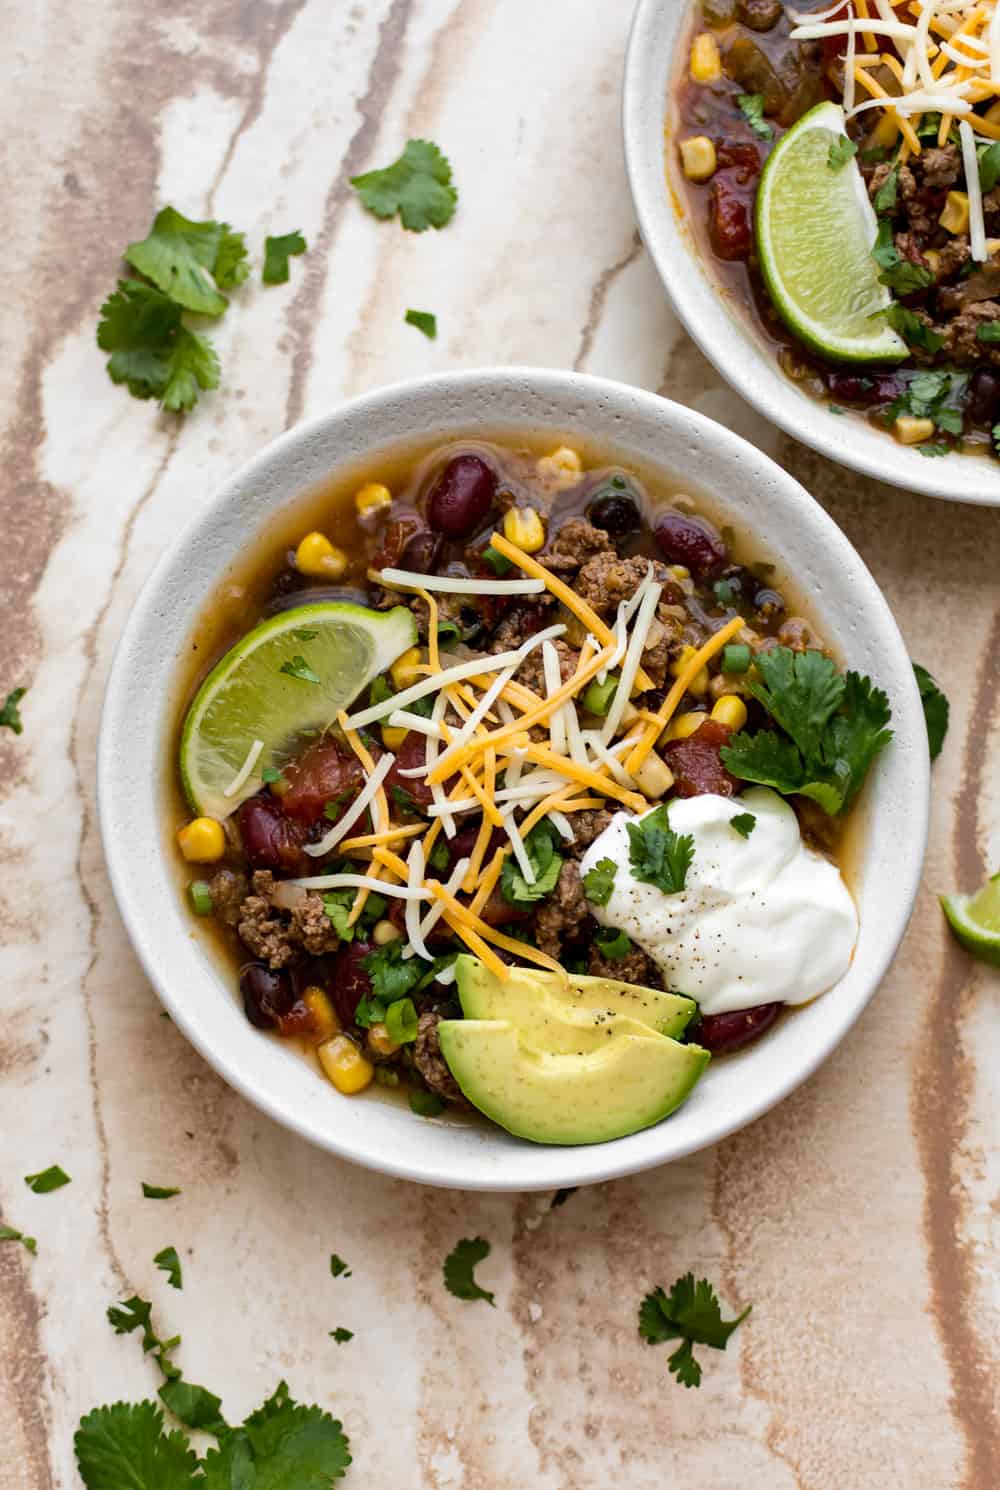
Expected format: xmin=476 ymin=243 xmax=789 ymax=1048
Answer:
xmin=923 ymin=249 xmax=941 ymax=278
xmin=177 ymin=817 xmax=226 ymax=863
xmin=870 ymin=112 xmax=901 ymax=149
xmin=295 ymin=531 xmax=347 ymax=579
xmin=893 ymin=415 xmax=936 ymax=446
xmin=536 ymin=445 xmax=583 ymax=489
xmin=366 ymin=1023 xmax=400 ymax=1058
xmin=940 ymin=191 xmax=970 ymax=235
xmin=373 ymin=918 xmax=401 ymax=945
xmin=503 ymin=506 xmax=546 ymax=553
xmin=390 ymin=645 xmax=423 ymax=690
xmin=318 ymin=1035 xmax=374 ymax=1094
xmin=354 ymin=482 xmax=392 ymax=519
xmin=634 ymin=752 xmax=675 ymax=800
xmin=690 ymin=32 xmax=722 ymax=83
xmin=679 ymin=136 xmax=718 ymax=182
xmin=669 ymin=645 xmax=709 ymax=696
xmin=669 ymin=564 xmax=691 ymax=582
xmin=664 ymin=710 xmax=707 ymax=743
xmin=302 ymin=986 xmax=340 ymax=1043
xmin=381 ymin=723 xmax=408 ymax=751
xmin=711 ymin=695 xmax=748 ymax=731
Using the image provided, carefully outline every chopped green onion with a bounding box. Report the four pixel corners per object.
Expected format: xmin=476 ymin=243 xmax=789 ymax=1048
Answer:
xmin=582 ymin=674 xmax=619 ymax=716
xmin=594 ymin=927 xmax=632 ymax=961
xmin=409 ymin=1089 xmax=445 ymax=1117
xmin=713 ymin=578 xmax=735 ymax=606
xmin=385 ymin=996 xmax=419 ymax=1045
xmin=360 ymin=893 xmax=388 ymax=924
xmin=482 ymin=545 xmax=513 ymax=576
xmin=437 ymin=620 xmax=461 ymax=648
xmin=721 ymin=643 xmax=751 ymax=674
xmin=374 ymin=1066 xmax=400 ymax=1088
xmin=188 ymin=880 xmax=214 ymax=916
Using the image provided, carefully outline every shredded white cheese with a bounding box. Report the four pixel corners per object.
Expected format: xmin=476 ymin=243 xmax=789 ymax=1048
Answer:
xmin=378 ymin=567 xmax=544 ymax=596
xmin=303 ymin=752 xmax=396 ymax=858
xmin=960 ymin=118 xmax=988 ymax=260
xmin=222 ymin=739 xmax=265 ymax=800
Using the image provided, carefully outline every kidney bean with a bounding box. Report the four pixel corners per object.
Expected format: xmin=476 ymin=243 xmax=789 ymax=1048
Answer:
xmin=281 ymin=740 xmax=364 ymax=824
xmin=330 ymin=940 xmax=375 ymax=1026
xmin=654 ymin=510 xmax=728 ymax=576
xmin=693 ymin=1002 xmax=781 ymax=1054
xmin=709 ymin=181 xmax=752 ymax=262
xmin=966 ymin=368 xmax=1000 ymax=425
xmin=238 ymin=795 xmax=309 ymax=874
xmin=240 ymin=963 xmax=296 ymax=1030
xmin=398 ymin=529 xmax=443 ymax=573
xmin=427 ymin=455 xmax=498 ymax=537
xmin=662 ymin=719 xmax=737 ymax=798
xmin=825 ymin=370 xmax=901 ymax=407
xmin=586 ymin=486 xmax=641 ymax=537
xmin=372 ymin=508 xmax=423 ymax=571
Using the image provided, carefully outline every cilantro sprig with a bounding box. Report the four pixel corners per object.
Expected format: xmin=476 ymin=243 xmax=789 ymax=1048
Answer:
xmin=627 ymin=806 xmax=694 ymax=894
xmin=885 ymin=371 xmax=966 ymax=437
xmin=639 ymin=1273 xmax=751 ymax=1389
xmin=913 ymin=662 xmax=949 ymax=760
xmin=24 ymin=1164 xmax=71 ymax=1193
xmin=443 ymin=1237 xmax=495 ymax=1306
xmin=501 ymin=820 xmax=563 ymax=905
xmin=0 ymin=1223 xmax=37 ymax=1253
xmin=720 ymin=647 xmax=893 ymax=815
xmin=0 ymin=686 xmax=26 ymax=734
xmin=155 ymin=1246 xmax=184 ymax=1290
xmin=737 ymin=94 xmax=772 ymax=140
xmin=583 ymin=857 xmax=617 ymax=906
xmin=405 ymin=308 xmax=438 ymax=339
xmin=351 ymin=140 xmax=458 ymax=231
xmin=262 ymin=230 xmax=307 ymax=285
xmin=827 ymin=137 xmax=858 ymax=171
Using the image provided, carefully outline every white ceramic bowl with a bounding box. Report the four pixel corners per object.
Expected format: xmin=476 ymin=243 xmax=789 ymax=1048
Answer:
xmin=623 ymin=0 xmax=1000 ymax=507
xmin=99 ymin=369 xmax=929 ymax=1191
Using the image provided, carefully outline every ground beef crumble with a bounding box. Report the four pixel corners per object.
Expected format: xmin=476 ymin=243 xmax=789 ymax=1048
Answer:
xmin=534 ymin=861 xmax=589 ymax=958
xmin=587 ymin=945 xmax=662 ymax=987
xmin=414 ymin=1012 xmax=469 ymax=1107
xmin=237 ymin=871 xmax=341 ymax=969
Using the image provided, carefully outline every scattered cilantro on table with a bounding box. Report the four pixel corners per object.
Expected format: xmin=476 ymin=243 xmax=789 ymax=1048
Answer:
xmin=443 ymin=1237 xmax=495 ymax=1306
xmin=501 ymin=820 xmax=563 ymax=905
xmin=143 ymin=1183 xmax=181 ymax=1200
xmin=262 ymin=230 xmax=307 ymax=285
xmin=98 ymin=279 xmax=221 ymax=413
xmin=913 ymin=663 xmax=949 ymax=760
xmin=405 ymin=308 xmax=438 ymax=339
xmin=155 ymin=1246 xmax=184 ymax=1290
xmin=583 ymin=857 xmax=617 ymax=906
xmin=627 ymin=805 xmax=694 ymax=894
xmin=730 ymin=812 xmax=756 ymax=839
xmin=125 ymin=208 xmax=243 ymax=315
xmin=0 ymin=686 xmax=26 ymax=734
xmin=330 ymin=1327 xmax=354 ymax=1344
xmin=330 ymin=1254 xmax=352 ymax=1279
xmin=736 ymin=93 xmax=772 ymax=140
xmin=351 ymin=140 xmax=458 ymax=231
xmin=0 ymin=1223 xmax=37 ymax=1253
xmin=720 ymin=646 xmax=892 ymax=815
xmin=639 ymin=1273 xmax=751 ymax=1389
xmin=24 ymin=1165 xmax=71 ymax=1193
xmin=827 ymin=137 xmax=857 ymax=171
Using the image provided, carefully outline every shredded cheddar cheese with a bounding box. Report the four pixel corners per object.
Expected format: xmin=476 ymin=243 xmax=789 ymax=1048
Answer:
xmin=625 ymin=615 xmax=745 ymax=774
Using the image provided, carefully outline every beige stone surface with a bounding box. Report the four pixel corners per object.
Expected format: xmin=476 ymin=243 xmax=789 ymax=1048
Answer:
xmin=0 ymin=1 xmax=998 ymax=1486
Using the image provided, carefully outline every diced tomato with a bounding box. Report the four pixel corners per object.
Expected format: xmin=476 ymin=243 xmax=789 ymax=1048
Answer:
xmin=383 ymin=731 xmax=435 ymax=807
xmin=662 ymin=718 xmax=738 ymax=797
xmin=282 ymin=739 xmax=364 ymax=824
xmin=709 ymin=181 xmax=752 ymax=261
xmin=715 ymin=141 xmax=761 ymax=186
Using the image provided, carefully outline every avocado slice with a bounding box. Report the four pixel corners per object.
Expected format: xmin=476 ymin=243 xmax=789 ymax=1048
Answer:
xmin=437 ymin=1018 xmax=710 ymax=1146
xmin=454 ymin=955 xmax=696 ymax=1041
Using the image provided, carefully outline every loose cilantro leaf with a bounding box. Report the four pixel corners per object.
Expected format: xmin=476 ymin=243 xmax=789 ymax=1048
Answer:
xmin=428 ymin=837 xmax=451 ymax=871
xmin=405 ymin=308 xmax=437 ymax=339
xmin=24 ymin=1164 xmax=71 ymax=1193
xmin=351 ymin=139 xmax=458 ymax=231
xmin=0 ymin=686 xmax=26 ymax=733
xmin=887 ymin=303 xmax=944 ymax=353
xmin=161 ymin=327 xmax=223 ymax=414
xmin=98 ymin=280 xmax=220 ymax=412
xmin=330 ymin=1327 xmax=354 ymax=1344
xmin=361 ymin=939 xmax=431 ymax=1003
xmin=886 ymin=370 xmax=967 ymax=436
xmin=279 ymin=654 xmax=321 ymax=685
xmin=154 ymin=1246 xmax=183 ymax=1290
xmin=213 ymin=228 xmax=250 ymax=290
xmin=828 ymin=137 xmax=858 ymax=171
xmin=583 ymin=857 xmax=617 ymax=906
xmin=390 ymin=782 xmax=426 ymax=819
xmin=913 ymin=662 xmax=949 ymax=760
xmin=106 ymin=1295 xmax=182 ymax=1380
xmin=594 ymin=927 xmax=632 ymax=960
xmin=730 ymin=812 xmax=756 ymax=838
xmin=980 ymin=140 xmax=1000 ymax=192
xmin=626 ymin=805 xmax=694 ymax=894
xmin=737 ymin=93 xmax=772 ymax=139
xmin=918 ymin=443 xmax=949 ymax=457
xmin=199 ymin=1432 xmax=254 ymax=1490
xmin=232 ymin=1381 xmax=351 ymax=1485
xmin=0 ymin=1223 xmax=36 ymax=1253
xmin=873 ymin=162 xmax=899 ymax=215
xmin=977 ymin=321 xmax=1000 ymax=342
xmin=142 ymin=1183 xmax=181 ymax=1199
xmin=500 ymin=819 xmax=563 ymax=905
xmin=639 ymin=1273 xmax=751 ymax=1390
xmin=262 ymin=230 xmax=307 ymax=285
xmin=718 ymin=729 xmax=811 ymax=798
xmin=74 ymin=1401 xmax=199 ymax=1490
xmin=821 ymin=671 xmax=894 ymax=810
xmin=871 ymin=219 xmax=899 ymax=271
xmin=158 ymin=1379 xmax=228 ymax=1437
xmin=443 ymin=1237 xmax=495 ymax=1306
xmin=745 ymin=648 xmax=845 ymax=762
xmin=321 ymin=890 xmax=355 ymax=942
xmin=125 ymin=207 xmax=232 ymax=317
xmin=330 ymin=1254 xmax=352 ymax=1278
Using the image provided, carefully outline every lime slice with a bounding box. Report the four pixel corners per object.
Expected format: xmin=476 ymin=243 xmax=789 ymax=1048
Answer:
xmin=756 ymin=101 xmax=907 ymax=364
xmin=941 ymin=873 xmax=1000 ymax=967
xmin=180 ymin=602 xmax=417 ymax=819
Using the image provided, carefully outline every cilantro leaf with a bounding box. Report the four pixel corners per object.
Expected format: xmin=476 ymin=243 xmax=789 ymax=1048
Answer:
xmin=730 ymin=812 xmax=756 ymax=838
xmin=279 ymin=655 xmax=320 ymax=685
xmin=828 ymin=137 xmax=858 ymax=171
xmin=24 ymin=1164 xmax=71 ymax=1193
xmin=980 ymin=139 xmax=1000 ymax=192
xmin=0 ymin=1223 xmax=36 ymax=1253
xmin=198 ymin=1432 xmax=255 ymax=1490
xmin=405 ymin=308 xmax=437 ymax=339
xmin=745 ymin=648 xmax=845 ymax=763
xmin=330 ymin=1327 xmax=354 ymax=1344
xmin=443 ymin=1237 xmax=495 ymax=1306
xmin=626 ymin=805 xmax=694 ymax=894
xmin=0 ymin=686 xmax=26 ymax=734
xmin=162 ymin=326 xmax=222 ymax=414
xmin=918 ymin=443 xmax=949 ymax=457
xmin=717 ymin=728 xmax=809 ymax=797
xmin=262 ymin=230 xmax=307 ymax=285
xmin=639 ymin=1274 xmax=750 ymax=1389
xmin=501 ymin=820 xmax=563 ymax=904
xmin=106 ymin=1295 xmax=181 ymax=1379
xmin=74 ymin=1401 xmax=199 ymax=1490
xmin=213 ymin=227 xmax=250 ymax=290
xmin=873 ymin=162 xmax=899 ymax=215
xmin=913 ymin=662 xmax=949 ymax=760
xmin=737 ymin=94 xmax=772 ymax=139
xmin=361 ymin=939 xmax=430 ymax=1002
xmin=977 ymin=320 xmax=1000 ymax=342
xmin=887 ymin=303 xmax=944 ymax=353
xmin=878 ymin=259 xmax=934 ymax=295
xmin=583 ymin=857 xmax=617 ymax=906
xmin=143 ymin=1182 xmax=181 ymax=1199
xmin=871 ymin=219 xmax=899 ymax=271
xmin=234 ymin=1380 xmax=352 ymax=1485
xmin=158 ymin=1378 xmax=228 ymax=1438
xmin=321 ymin=890 xmax=355 ymax=942
xmin=125 ymin=207 xmax=231 ymax=316
xmin=351 ymin=139 xmax=458 ymax=231
xmin=329 ymin=1253 xmax=352 ymax=1278
xmin=98 ymin=281 xmax=219 ymax=412
xmin=821 ymin=671 xmax=893 ymax=810
xmin=154 ymin=1246 xmax=183 ymax=1290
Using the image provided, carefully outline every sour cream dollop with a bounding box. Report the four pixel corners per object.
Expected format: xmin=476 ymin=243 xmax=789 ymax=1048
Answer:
xmin=579 ymin=787 xmax=857 ymax=1016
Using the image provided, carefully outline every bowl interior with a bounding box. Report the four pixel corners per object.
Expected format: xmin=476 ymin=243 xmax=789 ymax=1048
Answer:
xmin=98 ymin=370 xmax=929 ymax=1191
xmin=622 ymin=0 xmax=1000 ymax=508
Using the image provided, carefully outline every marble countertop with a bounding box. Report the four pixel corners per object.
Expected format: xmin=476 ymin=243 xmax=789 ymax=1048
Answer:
xmin=2 ymin=2 xmax=998 ymax=1486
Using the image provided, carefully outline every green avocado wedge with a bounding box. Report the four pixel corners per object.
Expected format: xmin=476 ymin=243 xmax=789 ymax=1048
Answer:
xmin=454 ymin=955 xmax=696 ymax=1041
xmin=179 ymin=602 xmax=416 ymax=820
xmin=437 ymin=1019 xmax=710 ymax=1146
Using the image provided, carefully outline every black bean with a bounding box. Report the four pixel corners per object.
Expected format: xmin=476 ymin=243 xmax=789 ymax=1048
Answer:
xmin=240 ymin=963 xmax=295 ymax=1029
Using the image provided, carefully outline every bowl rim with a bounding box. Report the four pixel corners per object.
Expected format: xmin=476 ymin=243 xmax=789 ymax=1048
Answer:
xmin=98 ymin=366 xmax=930 ymax=1191
xmin=622 ymin=0 xmax=1000 ymax=508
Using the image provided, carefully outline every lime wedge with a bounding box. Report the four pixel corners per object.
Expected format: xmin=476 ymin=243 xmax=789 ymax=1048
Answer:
xmin=180 ymin=602 xmax=417 ymax=819
xmin=941 ymin=873 xmax=1000 ymax=967
xmin=756 ymin=101 xmax=907 ymax=364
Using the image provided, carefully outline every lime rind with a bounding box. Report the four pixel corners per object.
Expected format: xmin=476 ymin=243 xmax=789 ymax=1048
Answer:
xmin=180 ymin=601 xmax=417 ymax=819
xmin=941 ymin=874 xmax=1000 ymax=967
xmin=756 ymin=101 xmax=908 ymax=365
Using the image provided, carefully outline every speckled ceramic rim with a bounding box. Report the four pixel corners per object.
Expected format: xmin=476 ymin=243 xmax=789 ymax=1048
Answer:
xmin=98 ymin=368 xmax=929 ymax=1191
xmin=623 ymin=0 xmax=1000 ymax=507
